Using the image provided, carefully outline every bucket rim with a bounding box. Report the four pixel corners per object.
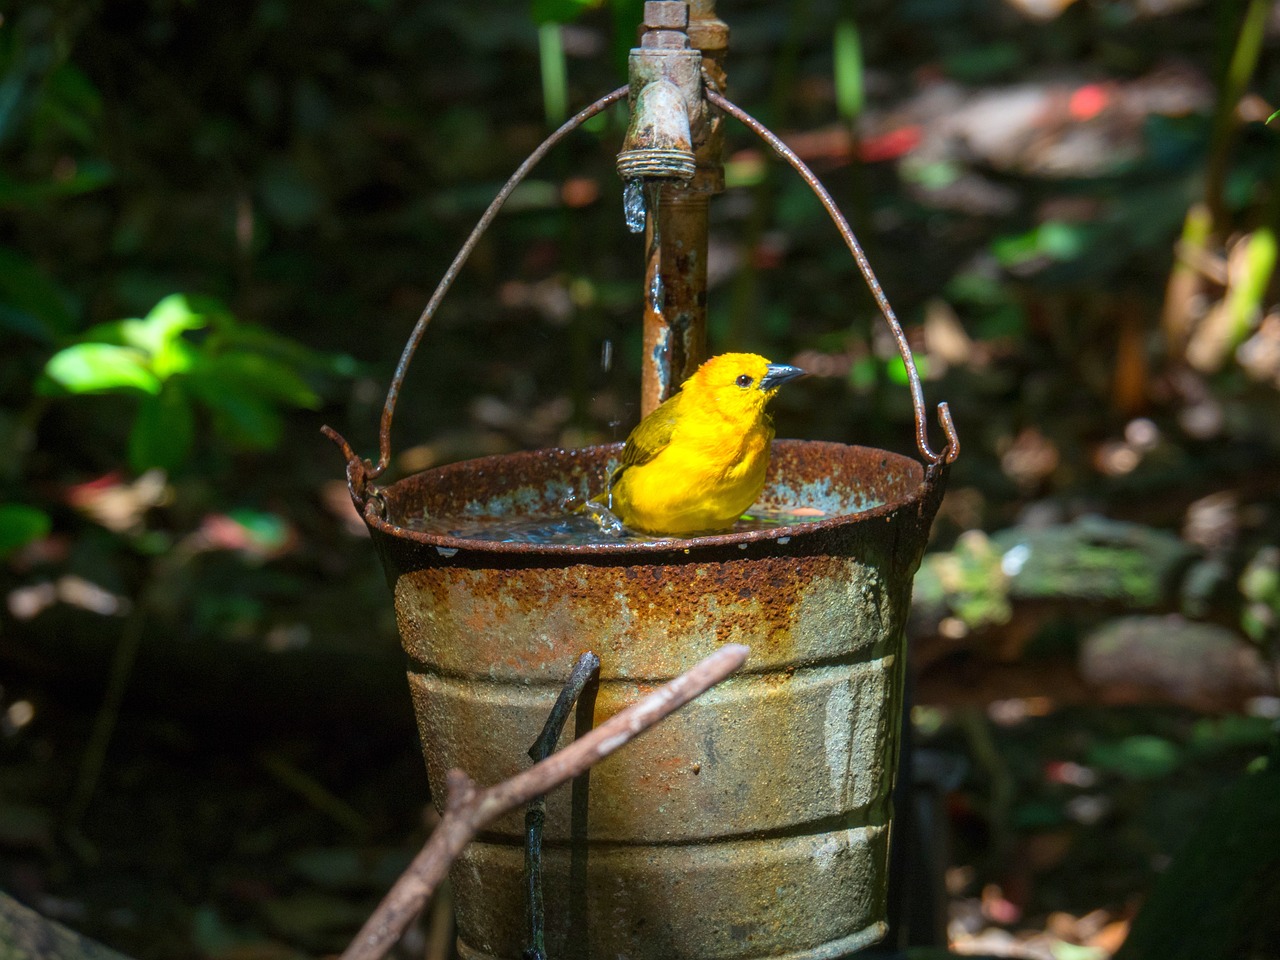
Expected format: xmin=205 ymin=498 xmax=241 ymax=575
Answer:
xmin=362 ymin=438 xmax=937 ymax=557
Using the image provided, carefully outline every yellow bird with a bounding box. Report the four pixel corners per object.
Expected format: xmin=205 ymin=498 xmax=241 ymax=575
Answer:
xmin=594 ymin=352 xmax=805 ymax=535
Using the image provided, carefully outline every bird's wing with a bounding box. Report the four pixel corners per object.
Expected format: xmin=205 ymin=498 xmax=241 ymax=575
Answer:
xmin=616 ymin=391 xmax=683 ymax=473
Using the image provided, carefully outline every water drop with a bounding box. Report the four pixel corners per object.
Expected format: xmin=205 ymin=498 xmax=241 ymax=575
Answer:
xmin=623 ymin=179 xmax=646 ymax=233
xmin=579 ymin=500 xmax=626 ymax=537
xmin=601 ymin=338 xmax=613 ymax=372
xmin=649 ymin=271 xmax=665 ymax=314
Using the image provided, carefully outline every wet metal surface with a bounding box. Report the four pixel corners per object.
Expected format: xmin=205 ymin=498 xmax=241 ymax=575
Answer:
xmin=367 ymin=440 xmax=947 ymax=960
xmin=641 ymin=183 xmax=710 ymax=412
xmin=615 ymin=2 xmax=715 ymax=413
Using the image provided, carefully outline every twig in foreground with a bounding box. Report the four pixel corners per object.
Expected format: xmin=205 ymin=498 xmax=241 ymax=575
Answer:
xmin=340 ymin=643 xmax=751 ymax=960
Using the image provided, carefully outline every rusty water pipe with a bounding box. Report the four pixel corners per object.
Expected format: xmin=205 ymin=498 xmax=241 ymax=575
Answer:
xmin=617 ymin=1 xmax=726 ymax=415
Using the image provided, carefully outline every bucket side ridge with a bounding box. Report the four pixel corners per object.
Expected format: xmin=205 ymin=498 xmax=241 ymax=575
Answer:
xmin=369 ymin=439 xmax=942 ymax=960
xmin=409 ymin=654 xmax=900 ymax=843
xmin=391 ymin=536 xmax=911 ymax=682
xmin=452 ymin=825 xmax=892 ymax=960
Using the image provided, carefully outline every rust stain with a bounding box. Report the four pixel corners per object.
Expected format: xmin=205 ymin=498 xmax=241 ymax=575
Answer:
xmin=367 ymin=440 xmax=947 ymax=960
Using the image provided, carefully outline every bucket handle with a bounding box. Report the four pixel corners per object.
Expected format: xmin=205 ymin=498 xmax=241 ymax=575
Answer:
xmin=323 ymin=85 xmax=631 ymax=509
xmin=705 ymin=89 xmax=958 ymax=470
xmin=324 ymin=81 xmax=958 ymax=510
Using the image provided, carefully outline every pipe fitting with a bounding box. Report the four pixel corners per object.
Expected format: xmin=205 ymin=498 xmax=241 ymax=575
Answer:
xmin=617 ymin=79 xmax=696 ymax=180
xmin=616 ymin=2 xmax=703 ymax=183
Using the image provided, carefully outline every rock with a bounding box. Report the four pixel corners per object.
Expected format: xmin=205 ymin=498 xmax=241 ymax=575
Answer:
xmin=1080 ymin=615 xmax=1273 ymax=709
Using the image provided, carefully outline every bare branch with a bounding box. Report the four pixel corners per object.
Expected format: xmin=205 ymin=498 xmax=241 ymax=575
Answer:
xmin=340 ymin=643 xmax=751 ymax=960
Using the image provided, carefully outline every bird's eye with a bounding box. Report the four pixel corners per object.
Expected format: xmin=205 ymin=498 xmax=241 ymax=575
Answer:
xmin=736 ymin=374 xmax=753 ymax=387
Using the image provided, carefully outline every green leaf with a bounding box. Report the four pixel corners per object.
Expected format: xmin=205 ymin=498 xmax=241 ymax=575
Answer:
xmin=900 ymin=158 xmax=961 ymax=191
xmin=189 ymin=351 xmax=321 ymax=409
xmin=37 ymin=63 xmax=104 ymax=146
xmin=531 ymin=0 xmax=600 ymax=25
xmin=121 ymin=294 xmax=206 ymax=368
xmin=1088 ymin=734 xmax=1181 ymax=781
xmin=608 ymin=0 xmax=646 ymax=75
xmin=1223 ymin=228 xmax=1276 ymax=344
xmin=1267 ymin=108 xmax=1280 ymax=126
xmin=213 ymin=321 xmax=361 ymax=378
xmin=0 ymin=504 xmax=51 ymax=558
xmin=0 ymin=160 xmax=113 ymax=208
xmin=226 ymin=508 xmax=292 ymax=553
xmin=43 ymin=343 xmax=160 ymax=395
xmin=887 ymin=355 xmax=928 ymax=385
xmin=74 ymin=319 xmax=132 ymax=346
xmin=992 ymin=220 xmax=1089 ymax=268
xmin=847 ymin=354 xmax=877 ymax=392
xmin=539 ymin=22 xmax=568 ymax=127
xmin=833 ymin=19 xmax=864 ymax=121
xmin=204 ymin=390 xmax=283 ymax=450
xmin=0 ymin=248 xmax=77 ymax=340
xmin=129 ymin=384 xmax=196 ymax=473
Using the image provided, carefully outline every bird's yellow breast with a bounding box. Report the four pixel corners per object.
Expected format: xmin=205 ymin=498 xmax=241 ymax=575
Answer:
xmin=610 ymin=413 xmax=774 ymax=535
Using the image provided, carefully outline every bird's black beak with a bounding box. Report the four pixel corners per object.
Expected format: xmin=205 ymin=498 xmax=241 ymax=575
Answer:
xmin=760 ymin=363 xmax=806 ymax=391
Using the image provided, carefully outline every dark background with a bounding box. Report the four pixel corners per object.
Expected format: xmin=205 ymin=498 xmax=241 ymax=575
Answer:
xmin=2 ymin=1 xmax=1279 ymax=958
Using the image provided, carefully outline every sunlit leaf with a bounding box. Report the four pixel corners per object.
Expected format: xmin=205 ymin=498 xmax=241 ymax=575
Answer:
xmin=539 ymin=22 xmax=568 ymax=127
xmin=833 ymin=19 xmax=864 ymax=121
xmin=0 ymin=504 xmax=51 ymax=558
xmin=121 ymin=294 xmax=206 ymax=364
xmin=1223 ymin=228 xmax=1276 ymax=343
xmin=129 ymin=384 xmax=196 ymax=473
xmin=992 ymin=220 xmax=1089 ymax=268
xmin=43 ymin=343 xmax=160 ymax=395
xmin=1052 ymin=942 xmax=1106 ymax=960
xmin=887 ymin=355 xmax=928 ymax=385
xmin=725 ymin=151 xmax=767 ymax=189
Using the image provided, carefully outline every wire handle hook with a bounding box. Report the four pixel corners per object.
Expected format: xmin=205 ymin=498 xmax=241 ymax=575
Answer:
xmin=322 ymin=85 xmax=631 ymax=508
xmin=704 ymin=88 xmax=959 ymax=467
xmin=325 ymin=81 xmax=959 ymax=511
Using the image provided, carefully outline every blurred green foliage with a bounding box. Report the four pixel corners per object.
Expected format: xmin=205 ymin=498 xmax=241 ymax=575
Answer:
xmin=0 ymin=1 xmax=1278 ymax=958
xmin=41 ymin=294 xmax=348 ymax=473
xmin=0 ymin=502 xmax=51 ymax=558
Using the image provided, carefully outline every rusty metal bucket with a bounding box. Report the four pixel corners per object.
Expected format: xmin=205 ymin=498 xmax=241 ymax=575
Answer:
xmin=327 ymin=84 xmax=958 ymax=960
xmin=366 ymin=441 xmax=946 ymax=959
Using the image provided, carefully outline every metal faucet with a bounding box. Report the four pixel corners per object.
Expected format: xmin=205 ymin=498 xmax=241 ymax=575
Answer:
xmin=616 ymin=2 xmax=703 ymax=183
xmin=618 ymin=0 xmax=729 ymax=415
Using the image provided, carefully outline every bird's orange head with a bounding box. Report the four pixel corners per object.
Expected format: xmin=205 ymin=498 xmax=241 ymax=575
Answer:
xmin=683 ymin=353 xmax=806 ymax=424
